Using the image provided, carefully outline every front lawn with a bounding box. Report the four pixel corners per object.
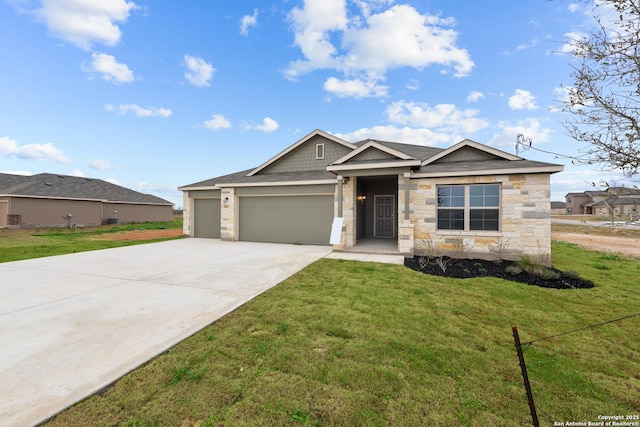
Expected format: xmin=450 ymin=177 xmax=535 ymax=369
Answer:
xmin=45 ymin=241 xmax=640 ymax=426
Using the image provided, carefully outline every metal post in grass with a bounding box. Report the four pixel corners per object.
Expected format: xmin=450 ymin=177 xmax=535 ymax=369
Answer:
xmin=512 ymin=326 xmax=539 ymax=427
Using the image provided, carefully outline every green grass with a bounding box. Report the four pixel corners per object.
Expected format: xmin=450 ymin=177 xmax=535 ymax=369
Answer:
xmin=0 ymin=218 xmax=183 ymax=263
xmin=44 ymin=241 xmax=640 ymax=426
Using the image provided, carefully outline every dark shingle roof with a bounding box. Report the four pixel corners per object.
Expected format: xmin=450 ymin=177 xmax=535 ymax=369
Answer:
xmin=415 ymin=159 xmax=563 ymax=174
xmin=0 ymin=173 xmax=172 ymax=205
xmin=180 ymin=169 xmax=336 ymax=188
xmin=355 ymin=139 xmax=444 ymax=160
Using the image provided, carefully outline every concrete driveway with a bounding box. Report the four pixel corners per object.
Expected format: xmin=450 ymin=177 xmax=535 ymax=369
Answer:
xmin=0 ymin=239 xmax=331 ymax=426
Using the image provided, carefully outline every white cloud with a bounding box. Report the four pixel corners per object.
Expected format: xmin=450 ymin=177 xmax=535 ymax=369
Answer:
xmin=508 ymin=89 xmax=538 ymax=110
xmin=88 ymin=159 xmax=121 ymax=170
xmin=554 ymin=31 xmax=588 ymax=56
xmin=240 ymin=9 xmax=258 ymax=36
xmin=386 ymin=101 xmax=489 ymax=134
xmin=323 ymin=77 xmax=388 ymax=98
xmin=0 ymin=136 xmax=71 ymax=164
xmin=285 ymin=2 xmax=473 ymax=97
xmin=253 ymin=117 xmax=279 ymax=133
xmin=489 ymin=118 xmax=553 ymax=148
xmin=105 ymin=104 xmax=172 ymax=117
xmin=466 ymin=90 xmax=485 ymax=103
xmin=12 ymin=0 xmax=138 ymax=50
xmin=0 ymin=170 xmax=31 ymax=176
xmin=203 ymin=114 xmax=232 ymax=130
xmin=85 ymin=53 xmax=134 ymax=84
xmin=502 ymin=37 xmax=539 ymax=55
xmin=335 ymin=125 xmax=453 ymax=146
xmin=184 ymin=55 xmax=214 ymax=87
xmin=69 ymin=169 xmax=85 ymax=177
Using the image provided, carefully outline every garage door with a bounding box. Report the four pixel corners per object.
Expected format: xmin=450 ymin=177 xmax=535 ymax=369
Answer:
xmin=193 ymin=198 xmax=220 ymax=238
xmin=239 ymin=195 xmax=333 ymax=245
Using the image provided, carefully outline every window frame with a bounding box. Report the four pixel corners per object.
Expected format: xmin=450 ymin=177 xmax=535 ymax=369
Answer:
xmin=316 ymin=143 xmax=325 ymax=160
xmin=437 ymin=184 xmax=501 ymax=232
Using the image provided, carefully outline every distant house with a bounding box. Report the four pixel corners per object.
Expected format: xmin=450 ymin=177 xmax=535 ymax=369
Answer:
xmin=550 ymin=201 xmax=566 ymax=215
xmin=180 ymin=129 xmax=563 ymax=263
xmin=565 ymin=187 xmax=640 ymax=219
xmin=0 ymin=173 xmax=173 ymax=228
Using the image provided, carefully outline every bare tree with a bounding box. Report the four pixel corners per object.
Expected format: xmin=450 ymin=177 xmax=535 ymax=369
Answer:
xmin=562 ymin=0 xmax=640 ymax=176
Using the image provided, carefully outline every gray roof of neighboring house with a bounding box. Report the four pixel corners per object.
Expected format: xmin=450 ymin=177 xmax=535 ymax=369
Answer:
xmin=0 ymin=173 xmax=172 ymax=205
xmin=588 ymin=198 xmax=640 ymax=207
xmin=551 ymin=201 xmax=566 ymax=209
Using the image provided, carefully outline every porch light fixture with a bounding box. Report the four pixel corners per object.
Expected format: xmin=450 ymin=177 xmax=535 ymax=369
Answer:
xmin=357 ymin=195 xmax=366 ymax=201
xmin=223 ymin=197 xmax=229 ymax=203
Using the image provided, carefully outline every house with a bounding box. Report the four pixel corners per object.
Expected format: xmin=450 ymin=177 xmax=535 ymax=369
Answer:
xmin=550 ymin=201 xmax=567 ymax=215
xmin=565 ymin=187 xmax=640 ymax=219
xmin=0 ymin=173 xmax=173 ymax=228
xmin=179 ymin=129 xmax=563 ymax=263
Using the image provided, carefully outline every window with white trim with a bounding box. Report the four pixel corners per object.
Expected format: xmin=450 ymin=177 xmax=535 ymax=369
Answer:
xmin=316 ymin=143 xmax=325 ymax=160
xmin=437 ymin=184 xmax=500 ymax=231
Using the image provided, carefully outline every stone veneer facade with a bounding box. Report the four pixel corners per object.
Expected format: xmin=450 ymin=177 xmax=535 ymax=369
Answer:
xmin=333 ymin=172 xmax=553 ymax=265
xmin=409 ymin=173 xmax=552 ymax=264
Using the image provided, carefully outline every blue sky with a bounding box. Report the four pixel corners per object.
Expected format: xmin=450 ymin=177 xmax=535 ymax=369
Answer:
xmin=1 ymin=0 xmax=635 ymax=207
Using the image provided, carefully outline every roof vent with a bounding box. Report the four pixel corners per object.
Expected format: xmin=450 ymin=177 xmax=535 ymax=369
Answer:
xmin=44 ymin=182 xmax=53 ymax=186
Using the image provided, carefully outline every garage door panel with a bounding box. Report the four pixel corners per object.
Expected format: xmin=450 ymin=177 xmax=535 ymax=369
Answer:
xmin=239 ymin=196 xmax=332 ymax=245
xmin=194 ymin=199 xmax=220 ymax=238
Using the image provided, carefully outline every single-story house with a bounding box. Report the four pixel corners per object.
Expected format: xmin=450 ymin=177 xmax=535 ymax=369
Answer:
xmin=0 ymin=172 xmax=173 ymax=228
xmin=179 ymin=129 xmax=563 ymax=262
xmin=550 ymin=201 xmax=567 ymax=215
xmin=566 ymin=188 xmax=640 ymax=219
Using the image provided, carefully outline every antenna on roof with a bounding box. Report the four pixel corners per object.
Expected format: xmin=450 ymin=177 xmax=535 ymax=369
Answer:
xmin=515 ymin=134 xmax=532 ymax=156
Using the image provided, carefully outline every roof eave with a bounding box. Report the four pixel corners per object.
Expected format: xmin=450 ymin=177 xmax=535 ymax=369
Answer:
xmin=410 ymin=165 xmax=564 ymax=178
xmin=327 ymin=160 xmax=422 ymax=172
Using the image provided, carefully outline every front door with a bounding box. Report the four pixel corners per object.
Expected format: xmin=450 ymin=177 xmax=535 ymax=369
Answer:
xmin=374 ymin=195 xmax=395 ymax=237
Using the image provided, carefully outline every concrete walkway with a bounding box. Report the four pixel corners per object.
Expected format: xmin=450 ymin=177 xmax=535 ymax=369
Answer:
xmin=0 ymin=239 xmax=331 ymax=426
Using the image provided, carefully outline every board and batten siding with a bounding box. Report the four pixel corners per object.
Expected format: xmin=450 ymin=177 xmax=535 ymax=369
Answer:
xmin=10 ymin=197 xmax=102 ymax=227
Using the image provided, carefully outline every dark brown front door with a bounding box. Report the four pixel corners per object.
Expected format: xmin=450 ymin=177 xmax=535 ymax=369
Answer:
xmin=375 ymin=195 xmax=395 ymax=237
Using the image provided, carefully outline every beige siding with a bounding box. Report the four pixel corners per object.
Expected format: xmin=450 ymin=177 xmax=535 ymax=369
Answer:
xmin=10 ymin=198 xmax=102 ymax=227
xmin=0 ymin=200 xmax=8 ymax=227
xmin=102 ymin=202 xmax=172 ymax=223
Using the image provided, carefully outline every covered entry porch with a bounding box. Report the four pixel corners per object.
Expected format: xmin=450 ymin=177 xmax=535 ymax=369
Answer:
xmin=333 ymin=173 xmax=414 ymax=256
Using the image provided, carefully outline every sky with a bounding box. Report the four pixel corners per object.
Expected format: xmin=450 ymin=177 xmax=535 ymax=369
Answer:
xmin=1 ymin=0 xmax=637 ymax=207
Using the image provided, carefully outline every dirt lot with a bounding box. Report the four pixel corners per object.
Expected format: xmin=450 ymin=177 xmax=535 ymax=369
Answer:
xmin=552 ymin=231 xmax=640 ymax=258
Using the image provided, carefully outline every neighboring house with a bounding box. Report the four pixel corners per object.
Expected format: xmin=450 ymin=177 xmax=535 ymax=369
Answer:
xmin=179 ymin=129 xmax=563 ymax=262
xmin=565 ymin=187 xmax=640 ymax=219
xmin=0 ymin=173 xmax=173 ymax=228
xmin=550 ymin=201 xmax=567 ymax=215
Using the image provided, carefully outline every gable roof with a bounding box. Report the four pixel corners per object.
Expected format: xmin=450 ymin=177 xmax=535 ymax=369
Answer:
xmin=179 ymin=131 xmax=564 ymax=190
xmin=0 ymin=173 xmax=172 ymax=205
xmin=421 ymin=139 xmax=520 ymax=166
xmin=246 ymin=129 xmax=355 ymax=177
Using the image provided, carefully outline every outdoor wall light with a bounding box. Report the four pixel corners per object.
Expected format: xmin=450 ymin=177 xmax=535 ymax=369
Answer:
xmin=223 ymin=197 xmax=229 ymax=203
xmin=357 ymin=195 xmax=366 ymax=201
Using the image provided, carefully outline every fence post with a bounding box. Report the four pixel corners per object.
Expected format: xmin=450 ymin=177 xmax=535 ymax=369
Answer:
xmin=512 ymin=326 xmax=539 ymax=427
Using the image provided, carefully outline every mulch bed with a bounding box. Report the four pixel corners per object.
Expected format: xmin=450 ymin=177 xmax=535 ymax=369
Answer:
xmin=404 ymin=256 xmax=594 ymax=289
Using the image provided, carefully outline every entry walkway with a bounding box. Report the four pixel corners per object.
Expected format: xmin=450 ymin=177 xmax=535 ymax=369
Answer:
xmin=0 ymin=239 xmax=331 ymax=426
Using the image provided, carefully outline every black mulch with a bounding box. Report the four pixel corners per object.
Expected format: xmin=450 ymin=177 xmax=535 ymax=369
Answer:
xmin=404 ymin=256 xmax=594 ymax=289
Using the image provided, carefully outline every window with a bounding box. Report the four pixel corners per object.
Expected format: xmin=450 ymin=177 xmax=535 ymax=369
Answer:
xmin=316 ymin=143 xmax=325 ymax=160
xmin=437 ymin=184 xmax=500 ymax=231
